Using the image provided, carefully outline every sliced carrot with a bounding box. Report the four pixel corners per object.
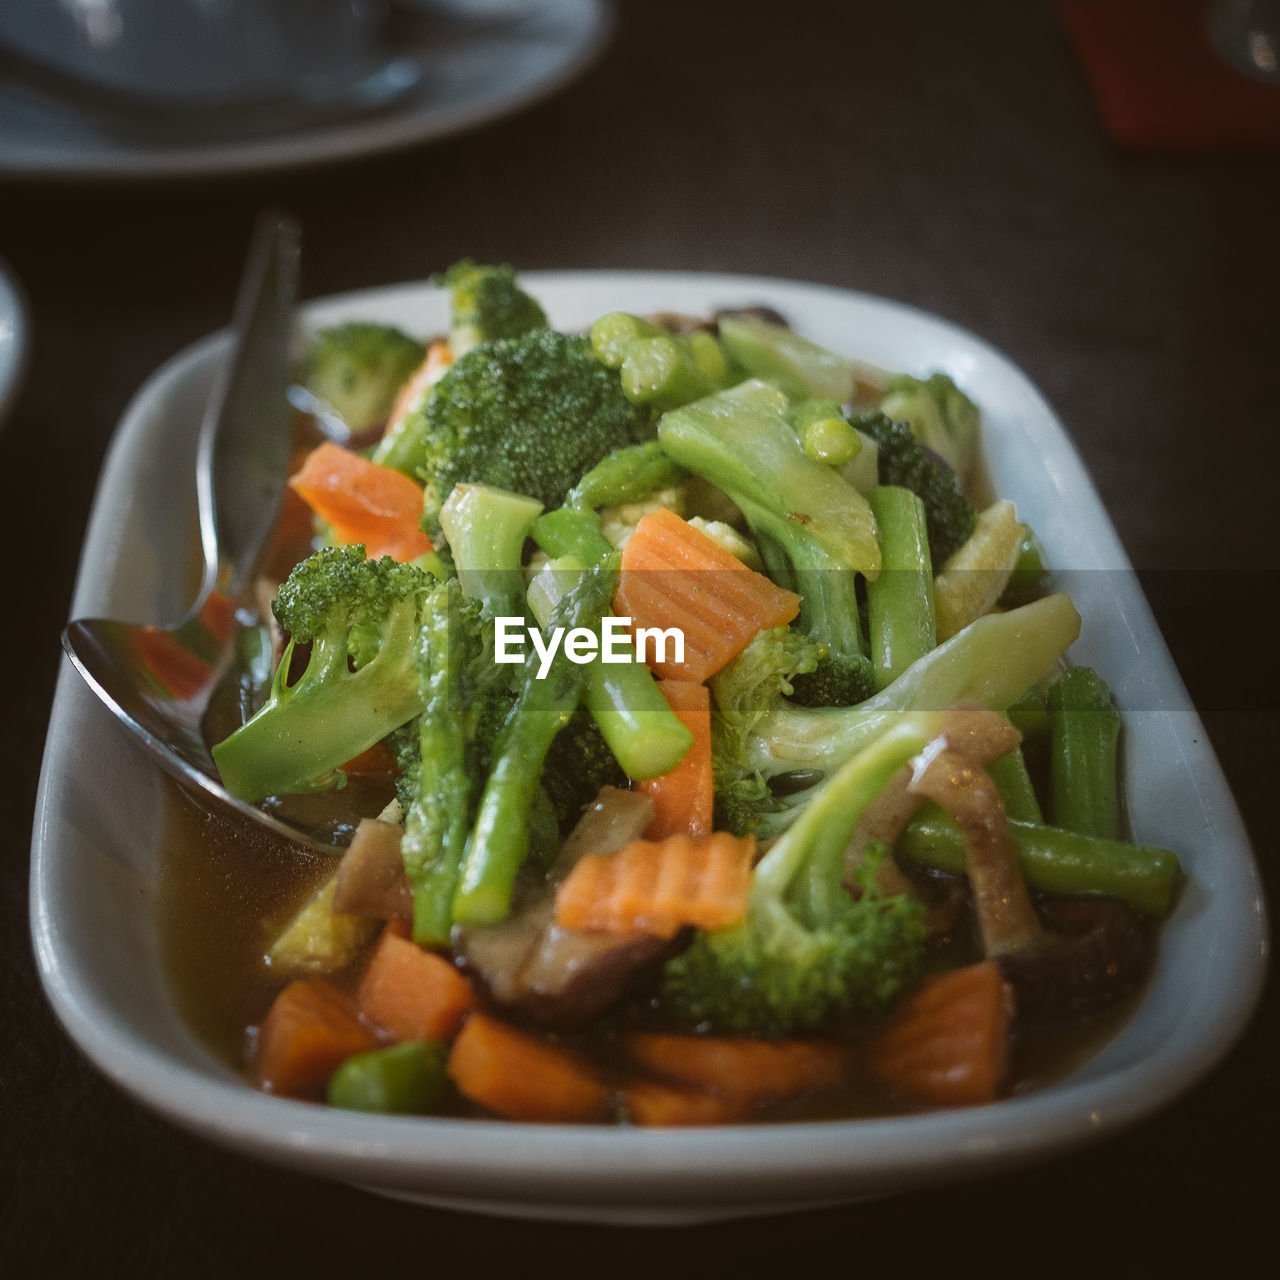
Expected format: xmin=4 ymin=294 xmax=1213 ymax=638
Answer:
xmin=289 ymin=441 xmax=433 ymax=563
xmin=614 ymin=507 xmax=800 ymax=682
xmin=637 ymin=680 xmax=713 ymax=839
xmin=447 ymin=1013 xmax=612 ymax=1122
xmin=865 ymin=960 xmax=1014 ymax=1106
xmin=252 ymin=978 xmax=378 ymax=1098
xmin=622 ymin=1033 xmax=852 ymax=1105
xmin=357 ymin=926 xmax=476 ymax=1044
xmin=553 ymin=831 xmax=755 ymax=938
xmin=383 ymin=339 xmax=453 ymax=435
xmin=622 ymin=1078 xmax=753 ymax=1127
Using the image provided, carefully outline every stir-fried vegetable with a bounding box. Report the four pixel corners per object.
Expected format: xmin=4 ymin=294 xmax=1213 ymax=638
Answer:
xmin=210 ymin=263 xmax=1184 ymax=1125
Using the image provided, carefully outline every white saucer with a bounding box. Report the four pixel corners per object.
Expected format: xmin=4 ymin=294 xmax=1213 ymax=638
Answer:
xmin=0 ymin=0 xmax=610 ymax=181
xmin=0 ymin=258 xmax=28 ymax=425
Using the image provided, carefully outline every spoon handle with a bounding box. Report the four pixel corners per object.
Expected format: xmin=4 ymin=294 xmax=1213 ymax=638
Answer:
xmin=195 ymin=212 xmax=301 ymax=601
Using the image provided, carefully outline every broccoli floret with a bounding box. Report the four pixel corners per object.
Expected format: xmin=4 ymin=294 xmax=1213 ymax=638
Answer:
xmin=297 ymin=323 xmax=426 ymax=433
xmin=212 ymin=546 xmax=433 ymax=801
xmin=787 ymin=655 xmax=876 ymax=709
xmin=879 ymin=371 xmax=980 ymax=483
xmin=658 ymin=380 xmax=880 ymax=705
xmin=709 ymin=625 xmax=822 ymax=836
xmin=661 ymin=719 xmax=940 ymax=1037
xmin=385 ymin=719 xmax=421 ymax=814
xmin=387 ymin=327 xmax=648 ymax=527
xmin=541 ymin=705 xmax=629 ymax=829
xmin=434 ymin=259 xmax=548 ymax=355
xmin=856 ymin=409 xmax=975 ymax=564
xmin=711 ymin=594 xmax=1083 ymax=828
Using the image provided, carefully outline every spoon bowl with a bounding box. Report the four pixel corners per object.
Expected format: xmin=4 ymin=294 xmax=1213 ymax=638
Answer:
xmin=61 ymin=213 xmax=343 ymax=856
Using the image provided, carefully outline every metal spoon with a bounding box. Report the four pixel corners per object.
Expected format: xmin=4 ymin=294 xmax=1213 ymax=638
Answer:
xmin=62 ymin=212 xmax=341 ymax=855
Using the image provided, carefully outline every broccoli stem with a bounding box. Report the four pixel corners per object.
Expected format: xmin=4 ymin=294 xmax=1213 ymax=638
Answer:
xmin=897 ymin=807 xmax=1180 ymax=918
xmin=438 ymin=483 xmax=544 ymax=621
xmin=658 ymin=380 xmax=881 ymax=575
xmin=1048 ymin=667 xmax=1122 ymax=839
xmin=987 ymin=747 xmax=1043 ymax=824
xmin=735 ymin=493 xmax=865 ymax=660
xmin=744 ymin=592 xmax=1081 ymax=779
xmin=865 ymin=485 xmax=936 ymax=689
xmin=528 ymin=557 xmax=693 ymax=781
xmin=451 ymin=564 xmax=615 ymax=925
xmin=212 ymin=604 xmax=424 ymax=801
xmin=716 ymin=314 xmax=866 ymax=402
xmin=759 ymin=714 xmax=944 ymax=925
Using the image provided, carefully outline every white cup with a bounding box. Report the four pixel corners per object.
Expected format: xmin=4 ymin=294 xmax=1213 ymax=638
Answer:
xmin=0 ymin=0 xmax=394 ymax=103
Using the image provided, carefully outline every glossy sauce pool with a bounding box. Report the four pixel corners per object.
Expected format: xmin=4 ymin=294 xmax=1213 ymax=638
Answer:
xmin=159 ymin=783 xmax=1143 ymax=1122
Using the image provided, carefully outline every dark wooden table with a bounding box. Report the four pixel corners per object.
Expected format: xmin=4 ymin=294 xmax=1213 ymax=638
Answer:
xmin=3 ymin=2 xmax=1276 ymax=1272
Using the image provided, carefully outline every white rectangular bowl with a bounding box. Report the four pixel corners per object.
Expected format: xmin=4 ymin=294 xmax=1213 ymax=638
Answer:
xmin=32 ymin=272 xmax=1268 ymax=1224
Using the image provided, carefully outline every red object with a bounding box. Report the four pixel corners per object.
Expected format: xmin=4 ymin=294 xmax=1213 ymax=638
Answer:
xmin=1061 ymin=0 xmax=1280 ymax=152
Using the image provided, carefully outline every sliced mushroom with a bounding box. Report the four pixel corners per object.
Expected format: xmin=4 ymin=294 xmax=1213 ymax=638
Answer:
xmin=454 ymin=788 xmax=677 ymax=1030
xmin=331 ymin=818 xmax=413 ymax=922
xmin=996 ymin=896 xmax=1152 ymax=1022
xmin=903 ymin=717 xmax=1154 ymax=1020
xmin=908 ymin=740 xmax=1042 ymax=957
xmin=845 ymin=703 xmax=1023 ymax=903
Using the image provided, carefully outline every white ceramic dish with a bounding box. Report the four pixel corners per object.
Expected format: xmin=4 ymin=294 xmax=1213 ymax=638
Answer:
xmin=0 ymin=0 xmax=609 ymax=181
xmin=32 ymin=272 xmax=1267 ymax=1224
xmin=0 ymin=257 xmax=29 ymax=425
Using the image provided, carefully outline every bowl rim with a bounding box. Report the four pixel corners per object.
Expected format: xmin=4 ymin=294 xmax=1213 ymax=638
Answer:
xmin=31 ymin=269 xmax=1269 ymax=1213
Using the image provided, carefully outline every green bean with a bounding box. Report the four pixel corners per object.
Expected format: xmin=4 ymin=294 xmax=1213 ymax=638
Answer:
xmin=897 ymin=806 xmax=1180 ymax=918
xmin=327 ymin=1041 xmax=449 ymax=1114
xmin=1049 ymin=666 xmax=1122 ymax=839
xmin=988 ymin=747 xmax=1043 ymax=824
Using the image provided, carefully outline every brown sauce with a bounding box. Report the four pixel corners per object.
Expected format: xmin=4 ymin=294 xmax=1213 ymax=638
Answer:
xmin=159 ymin=780 xmax=1140 ymax=1122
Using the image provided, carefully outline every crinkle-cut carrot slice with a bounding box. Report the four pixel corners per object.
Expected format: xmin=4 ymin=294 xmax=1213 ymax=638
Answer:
xmin=615 ymin=507 xmax=799 ymax=681
xmin=554 ymin=831 xmax=755 ymax=938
